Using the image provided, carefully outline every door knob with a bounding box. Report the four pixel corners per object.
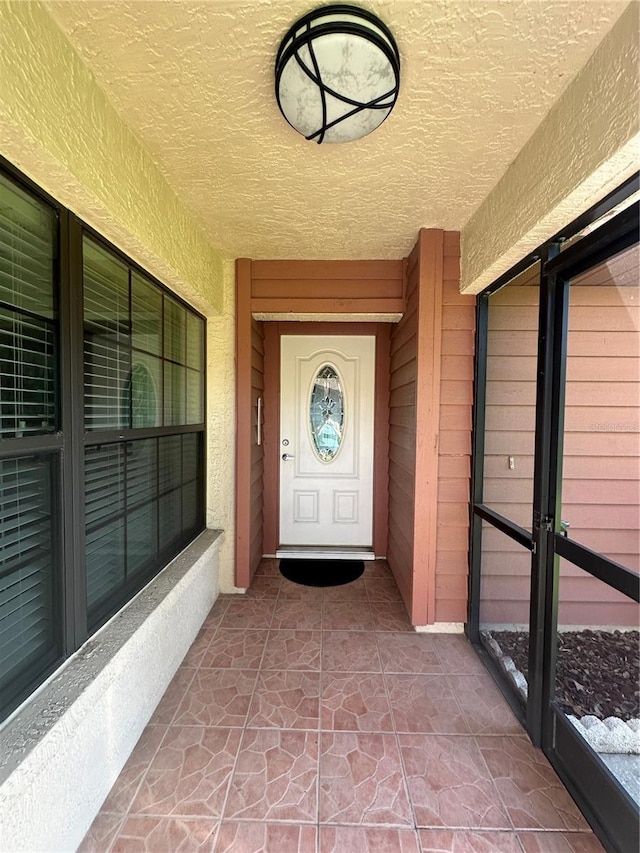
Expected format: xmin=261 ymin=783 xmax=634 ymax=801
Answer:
xmin=281 ymin=453 xmax=295 ymax=461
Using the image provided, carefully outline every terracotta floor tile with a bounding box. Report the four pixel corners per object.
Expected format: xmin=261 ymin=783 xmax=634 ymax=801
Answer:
xmin=181 ymin=627 xmax=217 ymax=668
xmin=398 ymin=733 xmax=511 ymax=829
xmin=219 ymin=598 xmax=275 ymax=630
xmin=242 ymin=574 xmax=283 ymax=599
xmin=271 ymin=599 xmax=323 ymax=630
xmin=224 ymin=728 xmax=318 ymax=822
xmin=215 ymin=822 xmax=317 ymax=852
xmin=101 ymin=725 xmax=167 ymax=813
xmin=362 ymin=561 xmax=394 ymax=579
xmin=201 ymin=596 xmax=231 ymax=629
xmin=365 ymin=577 xmax=404 ymax=601
xmin=321 ymin=672 xmax=393 ymax=732
xmin=199 ymin=629 xmax=267 ymax=670
xmin=129 ymin=726 xmax=241 ymax=818
xmin=319 ymin=825 xmax=420 ymax=852
xmin=517 ymin=831 xmax=605 ymax=852
xmin=150 ymin=668 xmax=197 ymax=726
xmin=253 ymin=558 xmax=281 ymax=577
xmin=320 ymin=731 xmax=412 ymax=826
xmin=77 ymin=812 xmax=124 ymax=853
xmin=173 ymin=669 xmax=258 ymax=727
xmin=418 ymin=829 xmax=522 ymax=852
xmin=111 ymin=816 xmax=217 ymax=852
xmin=278 ymin=581 xmax=325 ymax=602
xmin=322 ymin=630 xmax=382 ymax=672
xmin=377 ymin=632 xmax=442 ymax=674
xmin=385 ymin=673 xmax=469 ymax=734
xmin=322 ymin=600 xmax=374 ymax=631
xmin=79 ymin=560 xmax=601 ymax=853
xmin=370 ymin=601 xmax=413 ymax=632
xmin=431 ymin=634 xmax=487 ymax=675
xmin=261 ymin=629 xmax=322 ymax=670
xmin=323 ymin=576 xmax=369 ymax=601
xmin=247 ymin=670 xmax=321 ymax=729
xmin=477 ymin=736 xmax=589 ymax=831
xmin=448 ymin=674 xmax=523 ymax=736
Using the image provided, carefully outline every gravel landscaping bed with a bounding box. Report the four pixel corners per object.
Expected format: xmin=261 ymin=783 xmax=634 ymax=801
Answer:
xmin=482 ymin=628 xmax=640 ymax=755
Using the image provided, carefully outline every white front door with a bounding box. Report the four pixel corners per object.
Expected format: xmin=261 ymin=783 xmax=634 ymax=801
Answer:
xmin=279 ymin=335 xmax=375 ymax=551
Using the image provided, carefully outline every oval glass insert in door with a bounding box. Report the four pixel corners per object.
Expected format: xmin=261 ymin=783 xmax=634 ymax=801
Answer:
xmin=309 ymin=364 xmax=345 ymax=462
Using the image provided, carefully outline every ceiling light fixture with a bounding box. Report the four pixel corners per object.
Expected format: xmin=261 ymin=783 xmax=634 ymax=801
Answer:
xmin=275 ymin=4 xmax=400 ymax=144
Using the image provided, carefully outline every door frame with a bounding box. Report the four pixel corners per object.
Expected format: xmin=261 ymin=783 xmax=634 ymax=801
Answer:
xmin=262 ymin=321 xmax=390 ymax=559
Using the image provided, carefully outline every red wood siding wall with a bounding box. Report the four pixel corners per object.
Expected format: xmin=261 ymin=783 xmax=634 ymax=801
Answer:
xmin=237 ymin=244 xmax=475 ymax=626
xmin=480 ymin=245 xmax=639 ymax=627
xmin=249 ymin=318 xmax=265 ymax=577
xmin=436 ymin=233 xmax=475 ymax=622
xmin=250 ymin=260 xmax=404 ymax=315
xmin=388 ymin=230 xmax=472 ymax=624
xmin=236 ymin=259 xmax=265 ymax=588
xmin=480 ymin=265 xmax=539 ymax=625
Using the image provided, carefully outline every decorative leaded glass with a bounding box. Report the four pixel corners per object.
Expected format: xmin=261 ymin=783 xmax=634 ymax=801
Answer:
xmin=309 ymin=364 xmax=344 ymax=462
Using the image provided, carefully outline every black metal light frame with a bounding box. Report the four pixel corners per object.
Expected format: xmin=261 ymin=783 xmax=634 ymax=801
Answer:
xmin=274 ymin=4 xmax=400 ymax=144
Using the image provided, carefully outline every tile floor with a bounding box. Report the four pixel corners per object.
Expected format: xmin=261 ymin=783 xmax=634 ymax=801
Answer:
xmin=80 ymin=560 xmax=604 ymax=852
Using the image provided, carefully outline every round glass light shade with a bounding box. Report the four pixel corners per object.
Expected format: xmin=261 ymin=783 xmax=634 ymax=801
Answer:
xmin=275 ymin=5 xmax=400 ymax=144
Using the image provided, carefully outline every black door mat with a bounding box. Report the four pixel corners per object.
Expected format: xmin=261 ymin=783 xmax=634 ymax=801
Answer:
xmin=279 ymin=558 xmax=365 ymax=587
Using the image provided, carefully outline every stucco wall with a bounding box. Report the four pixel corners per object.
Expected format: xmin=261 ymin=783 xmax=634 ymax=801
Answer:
xmin=206 ymin=260 xmax=239 ymax=592
xmin=0 ymin=0 xmax=235 ymax=583
xmin=0 ymin=531 xmax=222 ymax=853
xmin=0 ymin=0 xmax=223 ymax=316
xmin=461 ymin=1 xmax=640 ymax=295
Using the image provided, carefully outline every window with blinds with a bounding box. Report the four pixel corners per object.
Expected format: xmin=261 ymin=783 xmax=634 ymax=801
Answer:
xmin=0 ymin=160 xmax=206 ymax=723
xmin=0 ymin=170 xmax=61 ymax=718
xmin=0 ymin=173 xmax=57 ymax=438
xmin=82 ymin=237 xmax=206 ymax=631
xmin=0 ymin=455 xmax=58 ymax=710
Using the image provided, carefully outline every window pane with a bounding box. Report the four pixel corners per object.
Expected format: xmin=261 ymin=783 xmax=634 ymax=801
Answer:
xmin=554 ymin=559 xmax=639 ymax=802
xmin=0 ymin=454 xmax=57 ymax=706
xmin=84 ymin=240 xmax=131 ymax=430
xmin=479 ymin=522 xmax=532 ymax=708
xmin=132 ymin=273 xmax=161 ymax=355
xmin=164 ymin=361 xmax=185 ymax=425
xmin=561 ymin=244 xmax=639 ymax=570
xmin=84 ymin=340 xmax=131 ymax=431
xmin=186 ymin=311 xmax=204 ymax=370
xmin=85 ymin=444 xmax=125 ymax=611
xmin=186 ymin=368 xmax=203 ymax=424
xmin=132 ymin=353 xmax=162 ymax=429
xmin=159 ymin=435 xmax=182 ymax=494
xmin=483 ymin=262 xmax=539 ymax=529
xmin=0 ymin=307 xmax=56 ymax=437
xmin=159 ymin=489 xmax=182 ymax=553
xmin=0 ymin=172 xmax=55 ymax=319
xmin=310 ymin=365 xmax=345 ymax=462
xmin=126 ymin=439 xmax=158 ymax=576
xmin=83 ymin=239 xmax=130 ymax=341
xmin=164 ymin=296 xmax=185 ymax=364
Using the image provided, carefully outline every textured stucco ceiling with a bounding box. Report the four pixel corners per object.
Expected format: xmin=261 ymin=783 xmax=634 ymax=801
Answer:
xmin=46 ymin=0 xmax=629 ymax=260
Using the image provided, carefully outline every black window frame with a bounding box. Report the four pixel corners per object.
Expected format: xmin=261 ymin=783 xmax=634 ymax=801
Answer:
xmin=0 ymin=155 xmax=207 ymax=722
xmin=467 ymin=173 xmax=640 ymax=853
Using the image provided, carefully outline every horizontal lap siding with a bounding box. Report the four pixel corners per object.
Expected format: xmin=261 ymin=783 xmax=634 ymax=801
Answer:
xmin=250 ymin=319 xmax=265 ymax=577
xmin=250 ymin=260 xmax=404 ymax=315
xmin=387 ymin=247 xmax=418 ymax=612
xmin=436 ymin=234 xmax=474 ymax=623
xmin=481 ymin=268 xmax=539 ymax=625
xmin=482 ymin=245 xmax=639 ymax=626
xmin=562 ymin=246 xmax=639 ymax=588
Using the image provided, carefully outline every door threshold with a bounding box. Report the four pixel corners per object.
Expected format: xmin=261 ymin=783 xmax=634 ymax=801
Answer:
xmin=275 ymin=546 xmax=376 ymax=561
